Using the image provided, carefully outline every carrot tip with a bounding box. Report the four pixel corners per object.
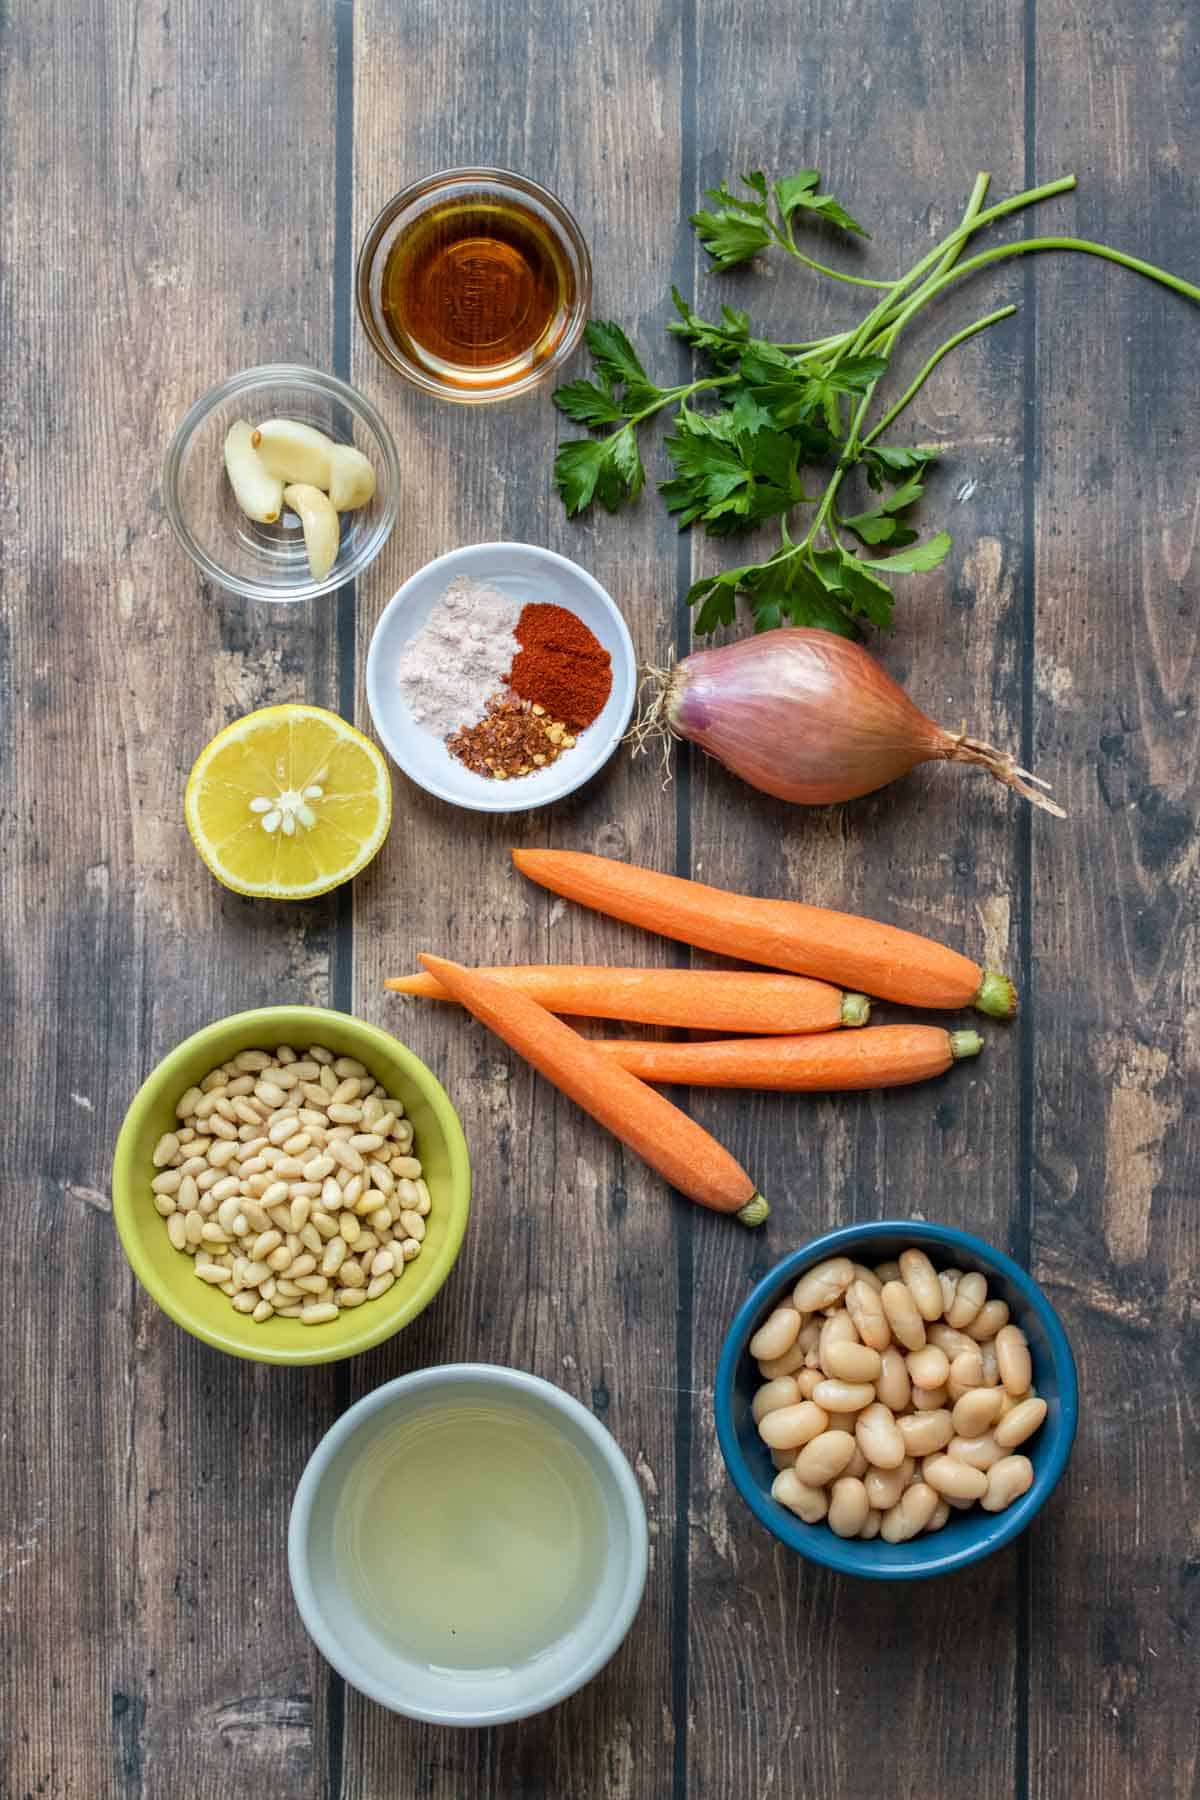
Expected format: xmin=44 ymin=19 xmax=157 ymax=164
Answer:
xmin=974 ymin=970 xmax=1018 ymax=1020
xmin=737 ymin=1194 xmax=770 ymax=1228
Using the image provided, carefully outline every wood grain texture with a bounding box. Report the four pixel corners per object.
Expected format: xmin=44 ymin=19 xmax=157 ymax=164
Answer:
xmin=2 ymin=0 xmax=1198 ymax=1796
xmin=1029 ymin=3 xmax=1200 ymax=1795
xmin=680 ymin=3 xmax=1028 ymax=1795
xmin=0 ymin=3 xmax=342 ymax=1797
xmin=342 ymin=2 xmax=687 ymax=1796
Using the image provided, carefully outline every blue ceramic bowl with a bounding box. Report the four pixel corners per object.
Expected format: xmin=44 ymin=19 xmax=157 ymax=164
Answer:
xmin=715 ymin=1221 xmax=1078 ymax=1581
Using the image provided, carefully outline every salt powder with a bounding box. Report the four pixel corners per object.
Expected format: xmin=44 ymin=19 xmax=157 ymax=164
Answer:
xmin=395 ymin=574 xmax=523 ymax=738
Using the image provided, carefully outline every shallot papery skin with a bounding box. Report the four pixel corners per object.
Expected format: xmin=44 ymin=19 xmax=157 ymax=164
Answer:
xmin=662 ymin=629 xmax=1062 ymax=813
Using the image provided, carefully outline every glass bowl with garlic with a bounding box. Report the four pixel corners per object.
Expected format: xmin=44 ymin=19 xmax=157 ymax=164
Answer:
xmin=164 ymin=365 xmax=400 ymax=602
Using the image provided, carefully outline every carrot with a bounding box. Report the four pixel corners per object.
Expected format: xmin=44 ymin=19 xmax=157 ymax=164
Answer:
xmin=385 ymin=965 xmax=871 ymax=1033
xmin=419 ymin=954 xmax=768 ymax=1226
xmin=511 ymin=849 xmax=1016 ymax=1018
xmin=590 ymin=1024 xmax=984 ymax=1089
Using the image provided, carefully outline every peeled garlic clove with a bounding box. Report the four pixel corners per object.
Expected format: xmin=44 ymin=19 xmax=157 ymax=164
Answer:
xmin=252 ymin=418 xmax=335 ymax=488
xmin=223 ymin=419 xmax=284 ymax=523
xmin=283 ymin=483 xmax=340 ymax=582
xmin=326 ymin=443 xmax=377 ymax=511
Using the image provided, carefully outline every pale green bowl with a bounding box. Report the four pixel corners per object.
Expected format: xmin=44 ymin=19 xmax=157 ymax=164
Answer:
xmin=112 ymin=1007 xmax=471 ymax=1365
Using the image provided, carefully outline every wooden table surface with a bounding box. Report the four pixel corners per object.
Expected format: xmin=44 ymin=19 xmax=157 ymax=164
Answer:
xmin=4 ymin=0 xmax=1198 ymax=1795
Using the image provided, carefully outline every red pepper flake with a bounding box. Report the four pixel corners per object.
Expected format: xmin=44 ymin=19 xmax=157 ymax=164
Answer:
xmin=447 ymin=694 xmax=577 ymax=780
xmin=508 ymin=603 xmax=612 ymax=730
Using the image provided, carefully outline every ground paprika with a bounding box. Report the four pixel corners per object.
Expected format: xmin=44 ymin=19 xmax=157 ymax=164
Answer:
xmin=508 ymin=602 xmax=612 ymax=729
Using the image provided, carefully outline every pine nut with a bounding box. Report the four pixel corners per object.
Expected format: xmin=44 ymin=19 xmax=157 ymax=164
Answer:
xmin=156 ymin=1048 xmax=428 ymax=1329
xmin=322 ymin=1237 xmax=348 ymax=1277
xmin=300 ymin=1303 xmax=339 ymax=1324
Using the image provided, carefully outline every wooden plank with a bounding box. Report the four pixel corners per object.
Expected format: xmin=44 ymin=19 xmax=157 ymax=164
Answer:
xmin=1029 ymin=4 xmax=1200 ymax=1794
xmin=681 ymin=6 xmax=1030 ymax=1796
xmin=0 ymin=5 xmax=340 ymax=1797
xmin=342 ymin=2 xmax=686 ymax=1795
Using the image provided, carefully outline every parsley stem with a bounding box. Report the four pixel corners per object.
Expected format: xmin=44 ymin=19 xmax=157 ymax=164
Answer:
xmin=631 ymin=374 xmax=735 ymax=427
xmin=862 ymin=305 xmax=1018 ymax=448
xmin=887 ymin=235 xmax=1200 ymax=326
xmin=779 ymin=244 xmax=895 ymax=291
xmin=842 ymin=175 xmax=1077 ymax=359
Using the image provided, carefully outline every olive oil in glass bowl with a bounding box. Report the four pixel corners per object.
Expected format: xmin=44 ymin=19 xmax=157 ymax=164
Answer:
xmin=357 ymin=169 xmax=591 ymax=403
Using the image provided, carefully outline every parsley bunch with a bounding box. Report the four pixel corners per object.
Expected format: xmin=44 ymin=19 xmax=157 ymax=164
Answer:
xmin=553 ymin=169 xmax=1200 ymax=636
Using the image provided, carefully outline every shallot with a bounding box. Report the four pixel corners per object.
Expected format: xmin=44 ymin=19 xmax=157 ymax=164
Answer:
xmin=635 ymin=629 xmax=1063 ymax=814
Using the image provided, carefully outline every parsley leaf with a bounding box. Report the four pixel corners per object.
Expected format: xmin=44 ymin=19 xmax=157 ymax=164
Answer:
xmin=554 ymin=430 xmax=647 ymax=517
xmin=553 ymin=377 xmax=627 ymax=428
xmin=863 ymin=445 xmax=938 ymax=491
xmin=861 ymin=530 xmax=953 ymax=574
xmin=773 ymin=170 xmax=869 ymax=239
xmin=583 ymin=320 xmax=651 ymax=391
xmin=661 ymin=420 xmax=811 ymax=533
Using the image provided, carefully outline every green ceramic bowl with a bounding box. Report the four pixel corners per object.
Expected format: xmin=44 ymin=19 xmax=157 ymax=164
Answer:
xmin=112 ymin=1007 xmax=471 ymax=1365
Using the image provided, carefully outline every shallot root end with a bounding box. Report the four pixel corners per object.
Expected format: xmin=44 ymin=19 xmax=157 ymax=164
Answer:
xmin=626 ymin=660 xmax=680 ymax=788
xmin=945 ymin=731 xmax=1066 ymax=818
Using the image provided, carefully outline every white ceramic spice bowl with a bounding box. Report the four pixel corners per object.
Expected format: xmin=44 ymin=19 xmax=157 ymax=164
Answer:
xmin=364 ymin=542 xmax=637 ymax=812
xmin=288 ymin=1364 xmax=649 ymax=1726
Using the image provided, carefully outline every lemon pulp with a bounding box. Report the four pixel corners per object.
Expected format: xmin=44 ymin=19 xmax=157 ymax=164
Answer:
xmin=185 ymin=704 xmax=392 ymax=899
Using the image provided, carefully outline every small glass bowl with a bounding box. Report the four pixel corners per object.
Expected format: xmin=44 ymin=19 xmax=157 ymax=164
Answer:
xmin=163 ymin=364 xmax=401 ymax=603
xmin=356 ymin=168 xmax=592 ymax=404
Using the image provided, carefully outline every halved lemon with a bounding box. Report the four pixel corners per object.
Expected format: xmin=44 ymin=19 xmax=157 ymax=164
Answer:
xmin=185 ymin=704 xmax=392 ymax=899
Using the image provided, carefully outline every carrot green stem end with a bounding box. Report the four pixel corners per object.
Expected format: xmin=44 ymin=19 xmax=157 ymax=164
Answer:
xmin=973 ymin=971 xmax=1018 ymax=1019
